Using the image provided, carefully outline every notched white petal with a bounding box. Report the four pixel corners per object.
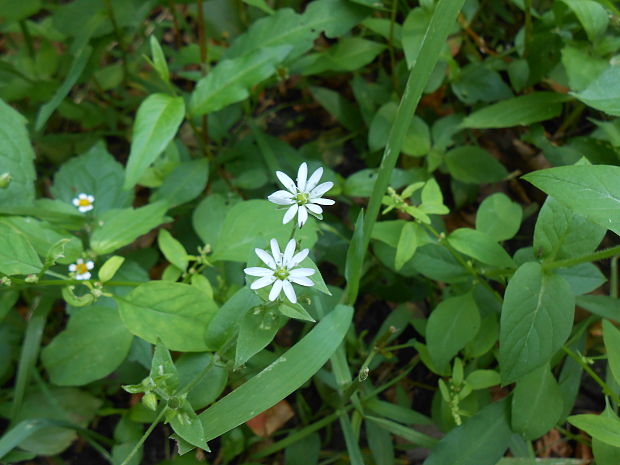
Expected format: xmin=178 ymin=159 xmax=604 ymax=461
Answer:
xmin=297 ymin=205 xmax=308 ymax=227
xmin=297 ymin=162 xmax=308 ymax=192
xmin=251 ymin=275 xmax=276 ymax=290
xmin=244 ymin=267 xmax=273 ymax=277
xmin=268 ymin=190 xmax=294 ymax=205
xmin=276 ymin=171 xmax=297 ymax=193
xmin=289 ymin=268 xmax=315 ymax=278
xmin=311 ymin=198 xmax=335 ymax=206
xmin=282 ymin=239 xmax=296 ymax=266
xmin=305 ymin=167 xmax=323 ymax=192
xmin=270 ymin=239 xmax=282 ymax=265
xmin=289 ymin=249 xmax=309 ymax=267
xmin=255 ymin=248 xmax=276 ymax=269
xmin=306 ymin=203 xmax=322 ymax=215
xmin=282 ymin=280 xmax=297 ymax=303
xmin=289 ymin=276 xmax=314 ymax=287
xmin=310 ymin=181 xmax=334 ymax=198
xmin=283 ymin=204 xmax=298 ymax=224
xmin=269 ymin=280 xmax=284 ymax=301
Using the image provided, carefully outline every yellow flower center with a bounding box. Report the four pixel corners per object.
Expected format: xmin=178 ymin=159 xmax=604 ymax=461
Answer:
xmin=75 ymin=263 xmax=89 ymax=274
xmin=78 ymin=198 xmax=92 ymax=207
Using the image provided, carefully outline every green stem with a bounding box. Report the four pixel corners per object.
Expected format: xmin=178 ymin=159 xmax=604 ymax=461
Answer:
xmin=611 ymin=256 xmax=618 ymax=299
xmin=178 ymin=356 xmax=214 ymax=395
xmin=19 ymin=21 xmax=35 ymax=62
xmin=120 ymin=407 xmax=166 ymax=465
xmin=562 ymin=345 xmax=620 ymax=406
xmin=103 ymin=0 xmax=129 ymax=83
xmin=543 ymin=245 xmax=620 ymax=271
xmin=388 ymin=0 xmax=398 ymax=91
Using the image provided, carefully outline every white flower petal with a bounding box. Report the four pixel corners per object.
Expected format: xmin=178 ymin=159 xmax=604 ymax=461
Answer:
xmin=72 ymin=198 xmax=79 ymax=206
xmin=270 ymin=239 xmax=282 ymax=265
xmin=289 ymin=249 xmax=309 ymax=267
xmin=86 ymin=261 xmax=94 ymax=270
xmin=276 ymin=171 xmax=297 ymax=193
xmin=282 ymin=280 xmax=297 ymax=303
xmin=289 ymin=276 xmax=314 ymax=287
xmin=310 ymin=181 xmax=334 ymax=198
xmin=79 ymin=193 xmax=88 ymax=199
xmin=305 ymin=167 xmax=324 ymax=192
xmin=306 ymin=203 xmax=322 ymax=215
xmin=269 ymin=279 xmax=284 ymax=301
xmin=244 ymin=267 xmax=273 ymax=277
xmin=76 ymin=272 xmax=91 ymax=280
xmin=69 ymin=264 xmax=77 ymax=272
xmin=289 ymin=268 xmax=315 ymax=278
xmin=255 ymin=248 xmax=276 ymax=269
xmin=268 ymin=190 xmax=294 ymax=205
xmin=311 ymin=198 xmax=335 ymax=206
xmin=76 ymin=258 xmax=84 ymax=264
xmin=87 ymin=195 xmax=94 ymax=202
xmin=297 ymin=205 xmax=308 ymax=227
xmin=283 ymin=204 xmax=298 ymax=224
xmin=297 ymin=163 xmax=308 ymax=192
xmin=251 ymin=275 xmax=276 ymax=290
xmin=282 ymin=239 xmax=296 ymax=267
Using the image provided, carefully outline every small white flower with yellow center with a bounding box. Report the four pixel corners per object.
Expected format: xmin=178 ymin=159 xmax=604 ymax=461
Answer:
xmin=69 ymin=258 xmax=94 ymax=280
xmin=244 ymin=238 xmax=315 ymax=303
xmin=268 ymin=162 xmax=335 ymax=227
xmin=72 ymin=193 xmax=95 ymax=213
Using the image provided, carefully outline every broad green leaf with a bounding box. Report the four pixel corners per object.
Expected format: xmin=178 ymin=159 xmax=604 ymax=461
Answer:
xmin=124 ymin=93 xmax=185 ymax=189
xmin=242 ymin=0 xmax=274 ymax=14
xmin=177 ymin=353 xmax=227 ymax=410
xmin=592 ymin=405 xmax=620 ymax=465
xmin=212 ymin=200 xmax=317 ymax=262
xmin=560 ymin=0 xmax=608 ymax=42
xmin=310 ymin=86 xmax=363 ymax=132
xmin=411 ymin=243 xmax=469 ymax=283
xmin=0 ymin=216 xmax=82 ymax=265
xmin=568 ymin=411 xmax=620 ymax=447
xmin=365 ymin=415 xmax=437 ymax=448
xmin=476 ymin=193 xmax=522 ymax=241
xmin=90 ymin=202 xmax=169 ymax=255
xmin=572 ymin=66 xmax=620 ymax=116
xmin=158 ymin=229 xmax=188 ymax=272
xmin=0 ymin=98 xmax=35 ymax=207
xmin=150 ymin=158 xmax=209 ymax=208
xmin=149 ymin=35 xmax=170 ymax=83
xmin=298 ymin=38 xmax=385 ymax=75
xmin=365 ymin=398 xmax=431 ymax=425
xmin=98 ymin=256 xmax=125 ymax=282
xmin=465 ymin=370 xmax=501 ymax=390
xmin=0 ymin=223 xmax=42 ymax=275
xmin=344 ymin=210 xmax=365 ymax=304
xmin=603 ymin=319 xmax=620 ymax=386
xmin=368 ymin=102 xmax=430 ymax=155
xmin=0 ymin=0 xmax=41 ymax=21
xmin=499 ymin=262 xmax=574 ymax=383
xmin=461 ymin=92 xmax=569 ymax=129
xmin=533 ymin=196 xmax=606 ymax=261
xmin=445 ymin=146 xmax=508 ymax=184
xmin=116 ymin=281 xmax=217 ymax=351
xmin=452 ymin=63 xmax=513 ymax=105
xmin=561 ymin=46 xmax=608 ymax=92
xmin=395 ymin=222 xmax=418 ymax=270
xmin=41 ymin=304 xmax=133 ymax=386
xmin=192 ymin=305 xmax=353 ymax=444
xmin=556 ymin=263 xmax=606 ymax=295
xmin=423 ymin=399 xmax=512 ymax=465
xmin=192 ymin=193 xmax=239 ymax=247
xmin=190 ymin=46 xmax=292 ymax=116
xmin=235 ymin=307 xmax=282 ymax=368
xmin=511 ymin=364 xmax=563 ymax=439
xmin=523 ymin=165 xmax=620 ymax=235
xmin=51 ymin=142 xmax=133 ymax=214
xmin=35 ymin=45 xmax=92 ymax=131
xmin=576 ymin=295 xmax=620 ymax=322
xmin=448 ymin=228 xmax=515 ymax=268
xmin=426 ymin=292 xmax=480 ymax=369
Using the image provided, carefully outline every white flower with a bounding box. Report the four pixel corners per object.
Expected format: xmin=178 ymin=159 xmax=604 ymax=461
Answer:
xmin=69 ymin=258 xmax=94 ymax=280
xmin=72 ymin=193 xmax=95 ymax=213
xmin=268 ymin=162 xmax=335 ymax=227
xmin=244 ymin=238 xmax=315 ymax=304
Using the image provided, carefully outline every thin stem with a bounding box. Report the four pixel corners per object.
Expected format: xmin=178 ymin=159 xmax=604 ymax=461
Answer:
xmin=388 ymin=0 xmax=398 ymax=91
xmin=562 ymin=345 xmax=620 ymax=406
xmin=120 ymin=407 xmax=166 ymax=465
xmin=611 ymin=256 xmax=618 ymax=299
xmin=19 ymin=21 xmax=35 ymax=62
xmin=543 ymin=245 xmax=620 ymax=272
xmin=178 ymin=356 xmax=214 ymax=395
xmin=103 ymin=0 xmax=129 ymax=83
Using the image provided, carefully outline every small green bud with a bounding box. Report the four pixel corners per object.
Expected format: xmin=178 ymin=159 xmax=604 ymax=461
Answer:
xmin=142 ymin=392 xmax=158 ymax=411
xmin=0 ymin=173 xmax=12 ymax=189
xmin=1 ymin=277 xmax=12 ymax=286
xmin=25 ymin=274 xmax=39 ymax=283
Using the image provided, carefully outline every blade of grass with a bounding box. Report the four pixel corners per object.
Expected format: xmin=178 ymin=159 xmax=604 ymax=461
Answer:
xmin=344 ymin=0 xmax=467 ymax=305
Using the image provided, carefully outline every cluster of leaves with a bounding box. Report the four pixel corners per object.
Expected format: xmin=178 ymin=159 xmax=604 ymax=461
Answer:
xmin=1 ymin=0 xmax=620 ymax=465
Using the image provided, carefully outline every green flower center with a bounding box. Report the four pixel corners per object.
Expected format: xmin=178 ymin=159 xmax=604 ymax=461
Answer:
xmin=274 ymin=266 xmax=289 ymax=281
xmin=294 ymin=192 xmax=309 ymax=206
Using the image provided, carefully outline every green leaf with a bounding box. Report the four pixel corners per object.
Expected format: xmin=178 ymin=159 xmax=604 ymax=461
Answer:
xmin=124 ymin=93 xmax=185 ymax=189
xmin=211 ymin=200 xmax=318 ymax=262
xmin=576 ymin=295 xmax=620 ymax=323
xmin=90 ymin=202 xmax=169 ymax=255
xmin=395 ymin=222 xmax=418 ymax=271
xmin=423 ymin=399 xmax=512 ymax=465
xmin=149 ymin=35 xmax=170 ymax=83
xmin=465 ymin=370 xmax=501 ymax=390
xmin=573 ymin=65 xmax=620 ymax=115
xmin=235 ymin=307 xmax=282 ymax=368
xmin=365 ymin=398 xmax=431 ymax=425
xmin=452 ymin=63 xmax=513 ymax=105
xmin=150 ymin=158 xmax=209 ymax=208
xmin=445 ymin=146 xmax=508 ymax=184
xmin=533 ymin=196 xmax=606 ymax=261
xmin=0 ymin=223 xmax=42 ymax=275
xmin=499 ymin=262 xmax=575 ymax=383
xmin=461 ymin=92 xmax=569 ymax=129
xmin=448 ymin=228 xmax=515 ymax=268
xmin=365 ymin=415 xmax=437 ymax=448
xmin=298 ymin=38 xmax=385 ymax=75
xmin=603 ymin=319 xmax=620 ymax=386
xmin=190 ymin=45 xmax=292 ymax=116
xmin=592 ymin=405 xmax=620 ymax=465
xmin=511 ymin=364 xmax=563 ymax=439
xmin=310 ymin=86 xmax=363 ymax=132
xmin=523 ymin=165 xmax=620 ymax=235
xmin=158 ymin=229 xmax=188 ymax=272
xmin=561 ymin=46 xmax=608 ymax=92
xmin=344 ymin=209 xmax=365 ymax=304
xmin=192 ymin=193 xmax=239 ymax=247
xmin=426 ymin=292 xmax=480 ymax=369
xmin=41 ymin=304 xmax=133 ymax=386
xmin=476 ymin=193 xmax=522 ymax=242
xmin=177 ymin=353 xmax=227 ymax=410
xmin=556 ymin=263 xmax=606 ymax=295
xmin=0 ymin=98 xmax=35 ymax=207
xmin=116 ymin=282 xmax=217 ymax=352
xmin=560 ymin=0 xmax=608 ymax=42
xmin=0 ymin=0 xmax=41 ymax=21
xmin=568 ymin=411 xmax=620 ymax=447
xmin=51 ymin=142 xmax=133 ymax=215
xmin=98 ymin=256 xmax=125 ymax=282
xmin=191 ymin=305 xmax=353 ymax=445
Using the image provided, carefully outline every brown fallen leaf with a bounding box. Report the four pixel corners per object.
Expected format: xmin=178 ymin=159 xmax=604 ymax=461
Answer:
xmin=246 ymin=399 xmax=295 ymax=438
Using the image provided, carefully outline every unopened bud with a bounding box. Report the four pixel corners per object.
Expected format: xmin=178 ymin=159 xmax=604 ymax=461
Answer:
xmin=142 ymin=392 xmax=158 ymax=411
xmin=0 ymin=173 xmax=12 ymax=189
xmin=1 ymin=277 xmax=11 ymax=286
xmin=25 ymin=274 xmax=39 ymax=283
